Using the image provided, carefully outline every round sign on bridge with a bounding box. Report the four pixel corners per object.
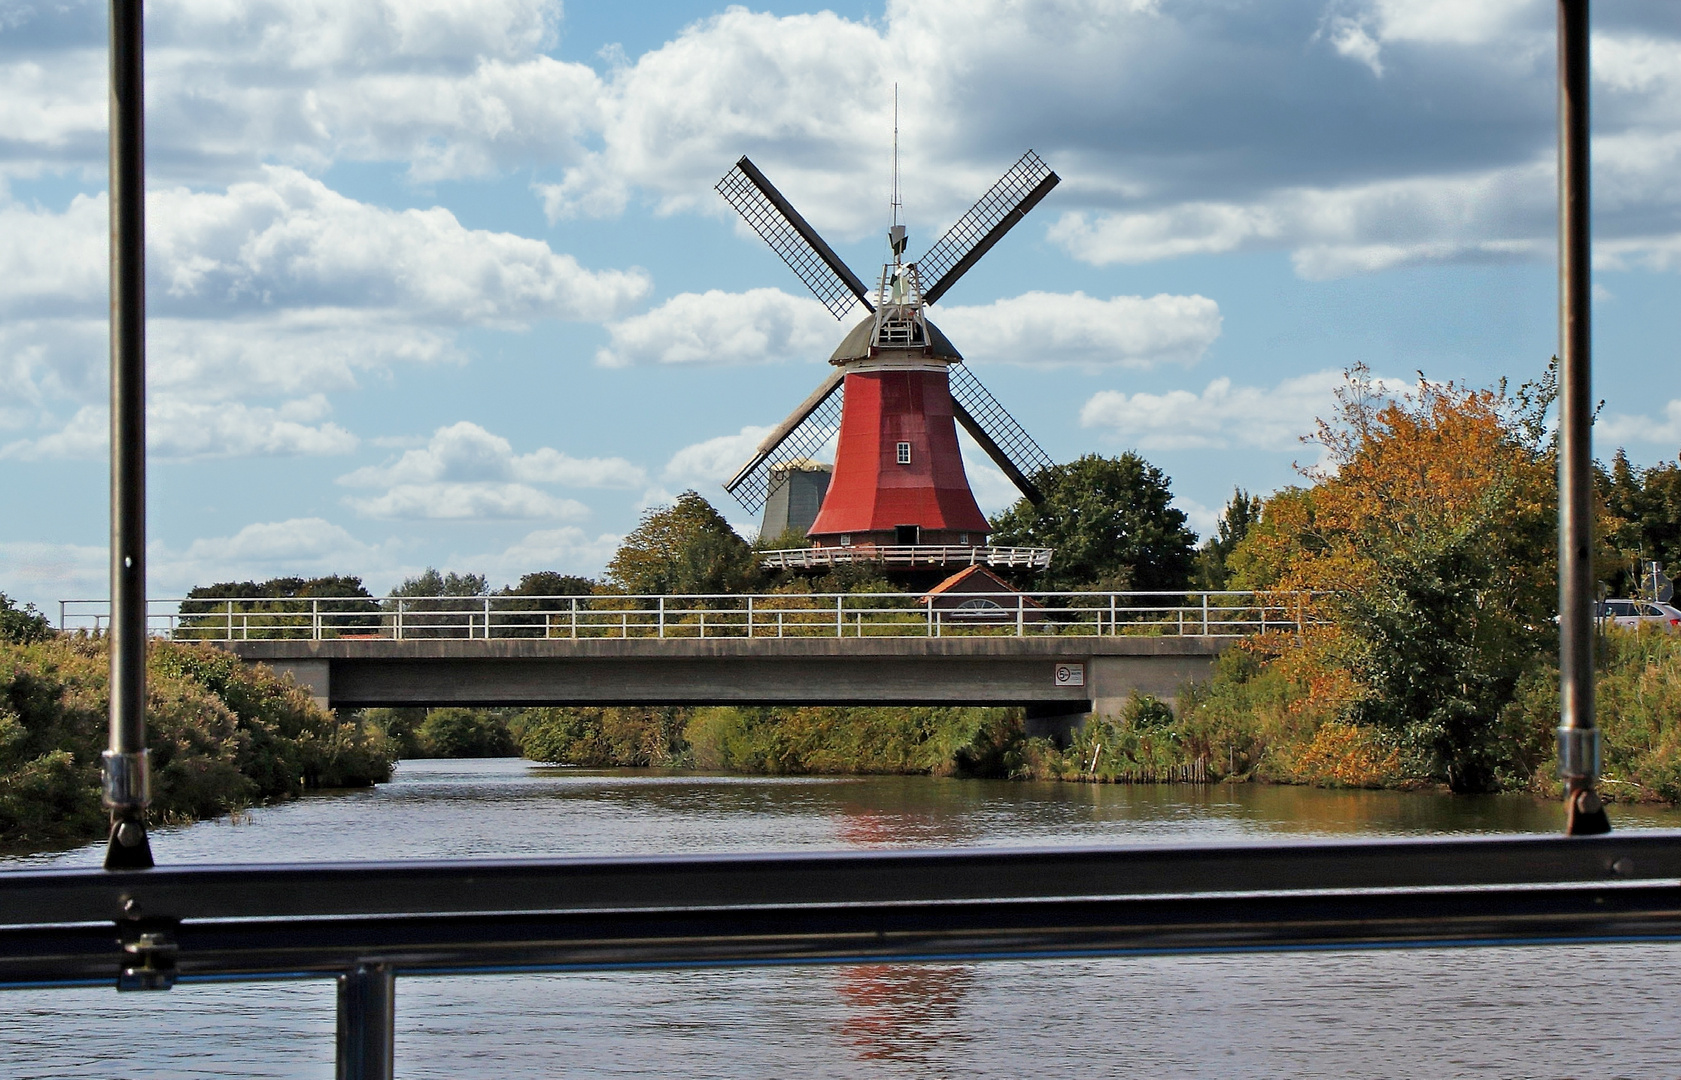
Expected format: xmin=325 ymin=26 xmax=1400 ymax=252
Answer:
xmin=1054 ymin=663 xmax=1085 ymax=687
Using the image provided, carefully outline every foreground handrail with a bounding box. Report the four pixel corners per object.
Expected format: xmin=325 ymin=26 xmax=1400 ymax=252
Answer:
xmin=4 ymin=833 xmax=1679 ymax=989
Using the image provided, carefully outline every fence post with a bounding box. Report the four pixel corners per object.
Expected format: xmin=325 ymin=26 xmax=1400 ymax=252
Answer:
xmin=658 ymin=596 xmax=665 ymax=639
xmin=746 ymin=595 xmax=754 ymax=639
xmin=836 ymin=596 xmax=843 ymax=637
xmin=570 ymin=597 xmax=578 ymax=640
xmin=1017 ymin=596 xmax=1025 ymax=636
xmin=313 ymin=599 xmax=321 ymax=640
xmin=483 ymin=597 xmax=491 ymax=640
xmin=396 ymin=599 xmax=404 ymax=641
xmin=336 ymin=962 xmax=395 ymax=1080
xmin=226 ymin=599 xmax=234 ymax=641
xmin=1202 ymin=593 xmax=1210 ymax=636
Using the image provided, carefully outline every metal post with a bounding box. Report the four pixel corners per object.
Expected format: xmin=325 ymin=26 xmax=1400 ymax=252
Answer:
xmin=313 ymin=599 xmax=321 ymax=640
xmin=102 ymin=0 xmax=153 ymax=872
xmin=336 ymin=963 xmax=395 ymax=1080
xmin=1202 ymin=593 xmax=1210 ymax=636
xmin=1556 ymin=0 xmax=1609 ymax=835
xmin=658 ymin=596 xmax=665 ymax=638
xmin=746 ymin=595 xmax=754 ymax=638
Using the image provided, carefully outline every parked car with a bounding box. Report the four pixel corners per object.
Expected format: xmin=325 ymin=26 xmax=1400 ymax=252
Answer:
xmin=1596 ymin=598 xmax=1681 ymax=631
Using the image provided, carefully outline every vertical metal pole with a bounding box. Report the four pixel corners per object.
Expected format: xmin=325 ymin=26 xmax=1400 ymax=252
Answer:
xmin=336 ymin=963 xmax=395 ymax=1080
xmin=1557 ymin=0 xmax=1609 ymax=835
xmin=102 ymin=0 xmax=153 ymax=872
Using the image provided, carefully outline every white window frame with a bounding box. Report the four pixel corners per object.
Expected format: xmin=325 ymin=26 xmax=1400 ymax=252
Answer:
xmin=896 ymin=442 xmax=912 ymax=464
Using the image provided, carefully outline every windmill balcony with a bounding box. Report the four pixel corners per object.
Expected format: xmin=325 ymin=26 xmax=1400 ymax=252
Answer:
xmin=758 ymin=543 xmax=1053 ymax=571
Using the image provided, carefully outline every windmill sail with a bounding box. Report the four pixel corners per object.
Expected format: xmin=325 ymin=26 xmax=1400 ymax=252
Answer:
xmin=947 ymin=364 xmax=1054 ymax=505
xmin=716 ymin=157 xmax=875 ymax=321
xmin=918 ymin=151 xmax=1060 ymax=305
xmin=724 ymin=370 xmax=845 ymax=513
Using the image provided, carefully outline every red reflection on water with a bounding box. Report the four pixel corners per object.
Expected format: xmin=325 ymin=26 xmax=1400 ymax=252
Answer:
xmin=834 ymin=964 xmax=973 ymax=1064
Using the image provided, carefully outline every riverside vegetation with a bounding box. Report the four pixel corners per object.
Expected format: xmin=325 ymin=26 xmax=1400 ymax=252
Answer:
xmin=1 ymin=596 xmax=391 ymax=850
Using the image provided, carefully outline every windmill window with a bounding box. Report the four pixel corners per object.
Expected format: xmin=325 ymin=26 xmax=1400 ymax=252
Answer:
xmin=896 ymin=442 xmax=912 ymax=464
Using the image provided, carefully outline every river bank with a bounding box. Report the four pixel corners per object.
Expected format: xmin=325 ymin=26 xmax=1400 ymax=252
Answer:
xmin=0 ymin=636 xmax=393 ymax=852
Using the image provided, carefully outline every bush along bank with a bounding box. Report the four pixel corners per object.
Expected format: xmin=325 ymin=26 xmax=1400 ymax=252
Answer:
xmin=0 ymin=636 xmax=393 ymax=851
xmin=515 ymin=704 xmax=1027 ymax=777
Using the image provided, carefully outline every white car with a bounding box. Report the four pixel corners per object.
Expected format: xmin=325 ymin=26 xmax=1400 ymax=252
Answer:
xmin=1596 ymin=598 xmax=1681 ymax=631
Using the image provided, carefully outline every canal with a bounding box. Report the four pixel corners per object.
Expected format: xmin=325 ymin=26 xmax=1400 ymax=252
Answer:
xmin=7 ymin=759 xmax=1681 ymax=1078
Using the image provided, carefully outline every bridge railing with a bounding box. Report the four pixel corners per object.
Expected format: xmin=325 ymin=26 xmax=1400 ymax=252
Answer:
xmin=56 ymin=590 xmax=1317 ymax=642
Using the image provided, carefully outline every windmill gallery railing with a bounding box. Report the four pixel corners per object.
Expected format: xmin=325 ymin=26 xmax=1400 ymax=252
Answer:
xmin=57 ymin=590 xmax=1315 ymax=643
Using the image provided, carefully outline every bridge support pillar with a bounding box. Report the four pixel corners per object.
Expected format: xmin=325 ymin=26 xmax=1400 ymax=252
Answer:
xmin=269 ymin=659 xmax=331 ymax=711
xmin=1088 ymin=654 xmax=1210 ymax=718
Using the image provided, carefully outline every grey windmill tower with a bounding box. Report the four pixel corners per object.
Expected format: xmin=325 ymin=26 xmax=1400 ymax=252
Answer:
xmin=715 ymin=149 xmax=1061 ymax=571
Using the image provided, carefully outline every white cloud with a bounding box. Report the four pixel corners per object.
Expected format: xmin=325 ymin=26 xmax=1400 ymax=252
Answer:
xmin=662 ymin=426 xmax=774 ymax=488
xmin=1 ymin=0 xmax=602 ymax=183
xmin=597 ymin=289 xmax=841 ymax=367
xmin=1 ymin=396 xmax=358 ymax=461
xmin=341 ymin=421 xmax=643 ymax=488
xmin=462 ymin=526 xmax=623 ymax=584
xmin=1600 ymin=400 xmax=1681 ymax=450
xmin=1173 ymin=496 xmax=1220 ymax=541
xmin=1049 ymin=163 xmax=1555 ymax=280
xmin=338 ymin=421 xmax=637 ymax=521
xmin=936 ymin=291 xmax=1221 ymax=369
xmin=1080 ymin=370 xmax=1383 ymax=452
xmin=349 ymin=483 xmax=590 ymax=521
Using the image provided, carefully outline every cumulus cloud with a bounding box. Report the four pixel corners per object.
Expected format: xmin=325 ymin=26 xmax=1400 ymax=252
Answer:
xmin=597 ymin=289 xmax=841 ymax=367
xmin=0 ymin=0 xmax=601 ymax=183
xmin=338 ymin=421 xmax=639 ymax=521
xmin=342 ymin=421 xmax=643 ymax=488
xmin=662 ymin=426 xmax=775 ymax=488
xmin=1079 ymin=370 xmax=1407 ymax=453
xmin=349 ymin=483 xmax=590 ymax=521
xmin=936 ymin=292 xmax=1221 ymax=368
xmin=1048 ymin=164 xmax=1554 ymax=280
xmin=463 ymin=526 xmax=623 ymax=585
xmin=1600 ymin=401 xmax=1681 ymax=450
xmin=1 ymin=397 xmax=358 ymax=461
xmin=0 ymin=173 xmax=649 ymax=458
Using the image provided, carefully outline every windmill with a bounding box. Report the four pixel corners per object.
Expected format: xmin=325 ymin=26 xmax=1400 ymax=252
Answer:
xmin=716 ymin=146 xmax=1060 ymax=571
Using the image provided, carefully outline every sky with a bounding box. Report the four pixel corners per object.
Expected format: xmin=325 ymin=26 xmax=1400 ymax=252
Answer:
xmin=2 ymin=0 xmax=1680 ymax=614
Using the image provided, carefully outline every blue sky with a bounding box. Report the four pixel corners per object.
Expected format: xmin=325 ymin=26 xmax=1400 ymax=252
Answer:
xmin=2 ymin=0 xmax=1679 ymax=612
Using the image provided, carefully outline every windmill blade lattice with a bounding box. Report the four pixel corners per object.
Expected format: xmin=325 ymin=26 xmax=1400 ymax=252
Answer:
xmin=918 ymin=151 xmax=1059 ymax=305
xmin=716 ymin=157 xmax=875 ymax=321
xmin=948 ymin=363 xmax=1055 ymax=505
xmin=724 ymin=381 xmax=846 ymax=514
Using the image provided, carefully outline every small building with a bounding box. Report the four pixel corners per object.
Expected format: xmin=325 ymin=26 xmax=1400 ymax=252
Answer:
xmin=760 ymin=459 xmax=832 ymax=543
xmin=919 ymin=565 xmax=1044 ymax=625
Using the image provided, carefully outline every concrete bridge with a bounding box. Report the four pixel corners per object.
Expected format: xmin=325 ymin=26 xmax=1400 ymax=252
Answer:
xmin=230 ymin=636 xmax=1233 ymax=730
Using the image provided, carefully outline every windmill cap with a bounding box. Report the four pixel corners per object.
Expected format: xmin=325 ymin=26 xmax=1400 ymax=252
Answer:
xmin=828 ymin=314 xmax=963 ymax=365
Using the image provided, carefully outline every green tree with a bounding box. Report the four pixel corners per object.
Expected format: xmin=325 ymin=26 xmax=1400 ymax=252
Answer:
xmin=1 ymin=592 xmax=50 ymax=644
xmin=605 ymin=491 xmax=761 ymax=596
xmin=1194 ymin=490 xmax=1262 ymax=590
xmin=386 ymin=568 xmax=489 ymax=638
xmin=501 ymin=571 xmax=597 ymax=598
xmin=989 ymin=453 xmax=1197 ymax=592
xmin=176 ymin=575 xmax=378 ymax=639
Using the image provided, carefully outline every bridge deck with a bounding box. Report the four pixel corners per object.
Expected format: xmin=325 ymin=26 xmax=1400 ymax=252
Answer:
xmin=228 ymin=635 xmax=1233 ymax=713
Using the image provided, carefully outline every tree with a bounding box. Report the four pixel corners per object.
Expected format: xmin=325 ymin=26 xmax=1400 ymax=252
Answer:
xmin=387 ymin=568 xmax=489 ymax=638
xmin=390 ymin=569 xmax=488 ymax=598
xmin=176 ymin=575 xmax=378 ymax=639
xmin=605 ymin=491 xmax=761 ymax=596
xmin=1228 ymin=364 xmax=1564 ymax=792
xmin=1 ymin=592 xmax=50 ymax=644
xmin=1194 ymin=490 xmax=1262 ymax=590
xmin=501 ymin=571 xmax=597 ymax=598
xmin=988 ymin=453 xmax=1197 ymax=592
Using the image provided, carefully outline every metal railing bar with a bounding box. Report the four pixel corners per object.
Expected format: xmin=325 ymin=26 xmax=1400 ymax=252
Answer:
xmin=3 ymin=834 xmax=1675 ymax=928
xmin=4 ymin=877 xmax=1681 ymax=991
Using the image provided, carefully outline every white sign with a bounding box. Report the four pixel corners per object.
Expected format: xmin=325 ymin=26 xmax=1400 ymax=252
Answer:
xmin=1054 ymin=663 xmax=1085 ymax=687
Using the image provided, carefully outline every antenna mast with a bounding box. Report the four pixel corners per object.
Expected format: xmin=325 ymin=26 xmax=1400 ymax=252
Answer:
xmin=888 ymin=84 xmax=906 ymax=266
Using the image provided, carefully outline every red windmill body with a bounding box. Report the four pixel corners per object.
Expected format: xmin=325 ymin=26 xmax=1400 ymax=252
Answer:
xmin=715 ymin=150 xmax=1061 ymax=572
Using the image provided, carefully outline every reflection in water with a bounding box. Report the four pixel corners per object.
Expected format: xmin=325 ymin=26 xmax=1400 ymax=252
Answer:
xmin=835 ymin=965 xmax=974 ymax=1066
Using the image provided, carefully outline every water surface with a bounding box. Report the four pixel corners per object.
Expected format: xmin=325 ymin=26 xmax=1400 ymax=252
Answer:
xmin=7 ymin=760 xmax=1681 ymax=1078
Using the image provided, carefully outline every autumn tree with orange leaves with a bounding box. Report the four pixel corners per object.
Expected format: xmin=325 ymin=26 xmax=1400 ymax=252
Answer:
xmin=1222 ymin=364 xmax=1569 ymax=792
